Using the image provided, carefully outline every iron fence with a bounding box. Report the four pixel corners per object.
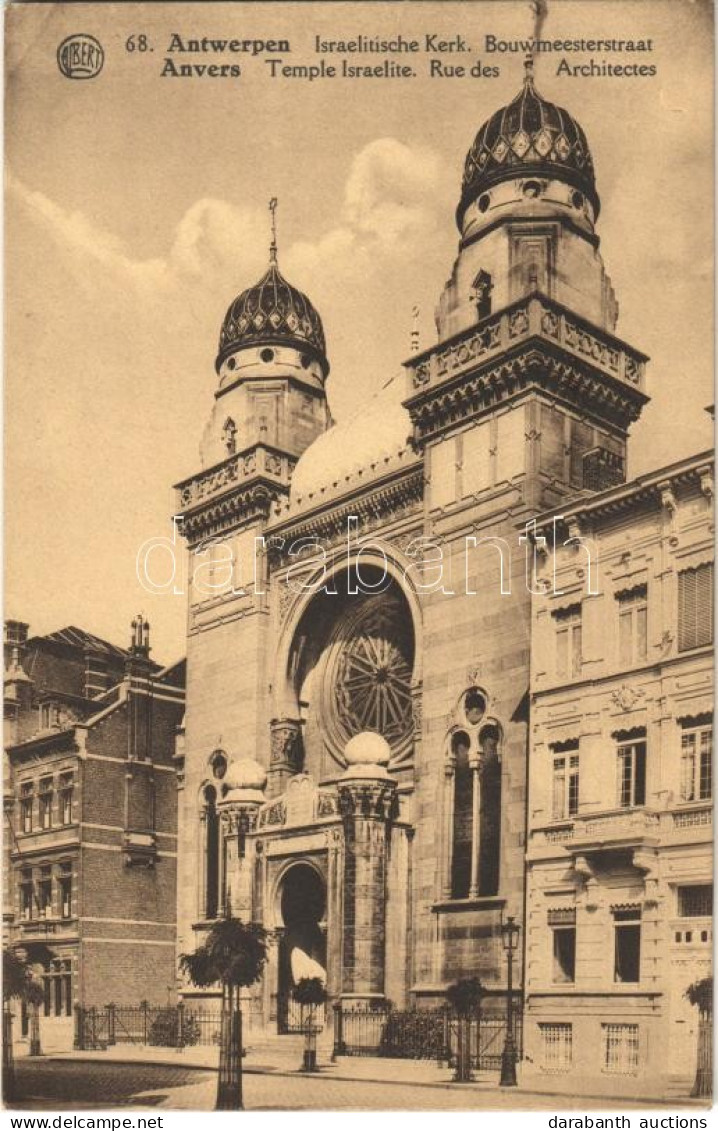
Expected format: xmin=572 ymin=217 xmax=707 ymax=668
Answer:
xmin=75 ymin=1004 xmax=223 ymax=1050
xmin=332 ymin=1000 xmax=523 ymax=1069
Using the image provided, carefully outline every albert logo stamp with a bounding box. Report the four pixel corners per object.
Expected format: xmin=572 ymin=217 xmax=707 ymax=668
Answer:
xmin=57 ymin=34 xmax=105 ymax=79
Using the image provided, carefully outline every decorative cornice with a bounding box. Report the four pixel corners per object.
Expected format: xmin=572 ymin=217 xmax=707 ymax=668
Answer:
xmin=175 ymin=443 xmax=297 ymax=546
xmin=267 ymin=464 xmax=424 ymax=565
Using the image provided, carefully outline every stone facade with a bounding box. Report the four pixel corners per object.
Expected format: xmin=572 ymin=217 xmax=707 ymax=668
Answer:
xmin=4 ymin=620 xmax=185 ymax=1051
xmin=523 ymin=454 xmax=713 ymax=1096
xmin=172 ymin=64 xmax=712 ymax=1092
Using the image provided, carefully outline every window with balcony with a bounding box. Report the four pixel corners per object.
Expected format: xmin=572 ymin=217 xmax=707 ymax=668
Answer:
xmin=59 ymin=862 xmax=73 ymax=919
xmin=602 ymin=1023 xmax=639 ymax=1075
xmin=38 ymin=778 xmax=53 ymax=830
xmin=551 ymin=746 xmax=579 ymax=820
xmin=540 ymin=1023 xmax=573 ymax=1073
xmin=617 ymin=738 xmax=646 ymax=808
xmin=678 ymin=563 xmax=713 ymax=652
xmin=19 ymin=869 xmax=33 ymax=921
xmin=549 ymin=909 xmax=576 ymax=983
xmin=613 ymin=908 xmax=641 ymax=983
xmin=59 ymin=773 xmax=74 ymax=825
xmin=617 ymin=586 xmax=647 ymax=666
xmin=19 ymin=781 xmax=33 ymax=833
xmin=38 ymin=866 xmax=53 ymax=919
xmin=680 ymin=722 xmax=712 ymax=802
xmin=554 ymin=605 xmax=582 ymax=679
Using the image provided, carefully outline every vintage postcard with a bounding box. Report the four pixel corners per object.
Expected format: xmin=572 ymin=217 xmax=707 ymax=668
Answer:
xmin=3 ymin=0 xmax=714 ymax=1116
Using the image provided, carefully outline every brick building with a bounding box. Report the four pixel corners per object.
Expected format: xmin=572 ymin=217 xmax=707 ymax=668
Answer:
xmin=4 ymin=618 xmax=184 ymax=1051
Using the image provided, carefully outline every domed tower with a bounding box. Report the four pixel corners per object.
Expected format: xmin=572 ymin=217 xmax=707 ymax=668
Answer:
xmin=404 ymin=61 xmax=649 ymax=508
xmin=201 ymin=234 xmax=331 ymax=470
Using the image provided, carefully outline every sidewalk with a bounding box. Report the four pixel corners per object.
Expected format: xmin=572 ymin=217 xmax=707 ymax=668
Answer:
xmin=24 ymin=1043 xmax=707 ymax=1108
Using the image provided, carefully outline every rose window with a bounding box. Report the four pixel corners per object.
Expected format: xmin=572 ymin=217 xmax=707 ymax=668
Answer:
xmin=321 ymin=594 xmax=414 ymax=765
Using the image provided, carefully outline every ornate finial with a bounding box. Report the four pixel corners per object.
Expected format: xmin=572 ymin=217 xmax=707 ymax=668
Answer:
xmin=269 ymin=197 xmax=278 ymax=265
xmin=527 ymin=0 xmax=547 ymax=80
xmin=411 ymin=305 xmax=420 ymax=354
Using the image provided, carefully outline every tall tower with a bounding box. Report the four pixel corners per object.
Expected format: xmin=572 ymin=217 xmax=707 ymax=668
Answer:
xmin=174 ymin=209 xmax=331 ymax=970
xmin=402 ymin=64 xmax=650 ymax=998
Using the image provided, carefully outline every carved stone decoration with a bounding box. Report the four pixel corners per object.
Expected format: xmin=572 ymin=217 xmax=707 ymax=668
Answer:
xmin=220 ymin=804 xmax=259 ymax=836
xmin=337 ymin=778 xmax=398 ymax=822
xmin=610 ymin=684 xmax=645 ymax=711
xmin=269 ymin=718 xmax=303 ymax=773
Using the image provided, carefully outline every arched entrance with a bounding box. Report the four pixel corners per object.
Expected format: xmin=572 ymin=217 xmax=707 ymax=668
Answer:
xmin=277 ymin=863 xmax=327 ymax=1034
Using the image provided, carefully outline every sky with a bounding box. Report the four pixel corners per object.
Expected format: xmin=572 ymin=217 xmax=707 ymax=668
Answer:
xmin=5 ymin=0 xmax=714 ymax=664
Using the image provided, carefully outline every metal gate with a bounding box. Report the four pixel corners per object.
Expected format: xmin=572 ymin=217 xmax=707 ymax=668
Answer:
xmin=277 ymin=992 xmax=326 ymax=1035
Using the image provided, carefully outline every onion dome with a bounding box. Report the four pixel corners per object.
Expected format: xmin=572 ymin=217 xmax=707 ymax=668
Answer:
xmin=216 ymin=258 xmax=328 ymax=376
xmin=342 ymin=731 xmax=391 ymax=779
xmin=217 ymin=755 xmax=267 ymax=804
xmin=457 ymin=61 xmax=599 ymax=227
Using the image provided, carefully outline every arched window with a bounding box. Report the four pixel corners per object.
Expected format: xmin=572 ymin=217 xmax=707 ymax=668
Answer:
xmin=202 ymin=784 xmax=220 ymax=920
xmin=222 ymin=418 xmax=237 ymax=456
xmin=472 ymin=270 xmax=493 ymax=321
xmin=444 ymin=693 xmax=502 ymax=901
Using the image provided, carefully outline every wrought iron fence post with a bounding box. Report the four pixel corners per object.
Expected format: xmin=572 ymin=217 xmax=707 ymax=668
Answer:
xmin=177 ymin=1003 xmax=185 ymax=1051
xmin=141 ymin=1001 xmax=149 ymax=1045
xmin=73 ymin=1005 xmax=84 ymax=1050
xmin=216 ymin=996 xmax=242 ymax=1111
xmin=28 ymin=1001 xmax=41 ymax=1057
xmin=3 ymin=1007 xmax=16 ymax=1103
xmin=332 ymin=1000 xmax=345 ymax=1060
xmin=106 ymin=1003 xmax=116 ymax=1047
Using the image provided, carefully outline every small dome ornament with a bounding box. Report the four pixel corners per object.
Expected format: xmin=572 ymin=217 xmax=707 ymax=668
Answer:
xmin=342 ymin=731 xmax=392 ymax=779
xmin=218 ymin=755 xmax=268 ymax=804
xmin=457 ymin=56 xmax=600 ymax=228
xmin=216 ymin=198 xmax=329 ymax=375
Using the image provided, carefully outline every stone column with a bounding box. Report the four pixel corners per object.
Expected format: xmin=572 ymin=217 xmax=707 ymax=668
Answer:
xmin=268 ymin=719 xmax=303 ymax=799
xmin=337 ymin=733 xmax=397 ymax=1001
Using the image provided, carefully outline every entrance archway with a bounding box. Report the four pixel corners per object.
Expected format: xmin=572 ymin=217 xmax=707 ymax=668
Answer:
xmin=277 ymin=863 xmax=326 ymax=1034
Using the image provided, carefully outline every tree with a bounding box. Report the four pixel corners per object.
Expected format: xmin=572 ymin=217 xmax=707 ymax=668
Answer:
xmin=3 ymin=946 xmax=49 ymax=1101
xmin=446 ymin=977 xmax=485 ymax=1083
xmin=686 ymin=975 xmax=713 ymax=1098
xmin=293 ymin=976 xmax=327 ymax=1072
xmin=179 ymin=918 xmax=269 ymax=1110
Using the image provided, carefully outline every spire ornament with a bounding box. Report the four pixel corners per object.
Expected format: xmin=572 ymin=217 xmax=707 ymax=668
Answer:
xmin=269 ymin=197 xmax=278 ymax=264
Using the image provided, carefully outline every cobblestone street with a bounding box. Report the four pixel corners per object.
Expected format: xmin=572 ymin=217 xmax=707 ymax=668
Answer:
xmin=9 ymin=1059 xmax=688 ymax=1112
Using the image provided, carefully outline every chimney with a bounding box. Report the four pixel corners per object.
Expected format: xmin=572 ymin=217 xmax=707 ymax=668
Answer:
xmin=4 ymin=620 xmax=29 ymax=673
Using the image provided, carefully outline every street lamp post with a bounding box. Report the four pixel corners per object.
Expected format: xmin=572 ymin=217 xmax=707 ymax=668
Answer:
xmin=499 ymin=915 xmax=520 ymax=1087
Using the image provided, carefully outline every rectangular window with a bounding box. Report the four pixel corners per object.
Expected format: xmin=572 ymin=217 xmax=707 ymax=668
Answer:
xmin=19 ymin=782 xmax=33 ymax=833
xmin=680 ymin=723 xmax=712 ymax=802
xmin=20 ymin=869 xmax=33 ymax=921
xmin=618 ymin=586 xmax=648 ymax=666
xmin=42 ymin=960 xmax=72 ymax=1018
xmin=38 ymin=865 xmax=52 ymax=919
xmin=554 ymin=605 xmax=582 ymax=679
xmin=617 ymin=738 xmax=646 ymax=807
xmin=59 ymin=863 xmax=73 ymax=919
xmin=540 ymin=1023 xmax=573 ymax=1073
xmin=614 ymin=908 xmax=641 ymax=983
xmin=678 ymin=885 xmax=713 ymax=918
xmin=552 ymin=928 xmax=576 ymax=984
xmin=603 ymin=1024 xmax=639 ymax=1076
xmin=38 ymin=777 xmax=53 ymax=830
xmin=59 ymin=773 xmax=74 ymax=825
xmin=552 ymin=749 xmax=580 ymax=819
xmin=678 ymin=563 xmax=714 ymax=652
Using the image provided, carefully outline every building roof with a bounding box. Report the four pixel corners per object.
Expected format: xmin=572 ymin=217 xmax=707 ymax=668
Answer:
xmin=458 ymin=65 xmax=599 ymax=226
xmin=27 ymin=625 xmax=134 ymax=662
xmin=216 ymin=260 xmax=328 ymax=374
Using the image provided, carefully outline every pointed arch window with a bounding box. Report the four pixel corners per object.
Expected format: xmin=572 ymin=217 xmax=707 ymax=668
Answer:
xmin=472 ymin=271 xmax=493 ymax=321
xmin=222 ymin=418 xmax=237 ymax=456
xmin=201 ymin=784 xmax=220 ymax=920
xmin=443 ymin=694 xmax=502 ymax=901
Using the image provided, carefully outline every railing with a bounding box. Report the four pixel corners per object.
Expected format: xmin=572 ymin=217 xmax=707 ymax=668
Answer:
xmin=75 ymin=1003 xmax=223 ymax=1050
xmin=533 ymin=805 xmax=713 ymax=851
xmin=332 ymin=1001 xmax=522 ymax=1069
xmin=404 ymin=294 xmax=647 ymax=398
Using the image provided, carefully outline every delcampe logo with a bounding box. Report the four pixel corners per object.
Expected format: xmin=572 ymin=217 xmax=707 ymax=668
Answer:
xmin=57 ymin=34 xmax=105 ymax=80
